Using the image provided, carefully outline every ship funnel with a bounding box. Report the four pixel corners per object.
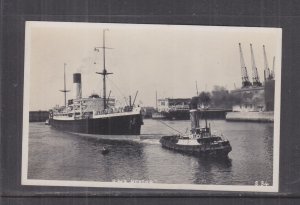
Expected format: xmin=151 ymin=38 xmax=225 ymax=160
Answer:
xmin=190 ymin=109 xmax=199 ymax=133
xmin=73 ymin=73 xmax=82 ymax=99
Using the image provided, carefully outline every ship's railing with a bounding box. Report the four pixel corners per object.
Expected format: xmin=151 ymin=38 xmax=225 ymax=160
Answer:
xmin=52 ymin=113 xmax=74 ymax=120
xmin=53 ymin=106 xmax=141 ymax=118
xmin=94 ymin=107 xmax=141 ymax=116
xmin=52 ymin=112 xmax=69 ymax=117
xmin=158 ymin=106 xmax=190 ymax=112
xmin=169 ymin=105 xmax=190 ymax=110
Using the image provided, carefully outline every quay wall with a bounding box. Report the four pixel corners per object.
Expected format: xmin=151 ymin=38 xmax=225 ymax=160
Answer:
xmin=226 ymin=111 xmax=274 ymax=122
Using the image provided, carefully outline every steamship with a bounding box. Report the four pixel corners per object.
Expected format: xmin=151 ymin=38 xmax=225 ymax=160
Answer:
xmin=49 ymin=30 xmax=143 ymax=135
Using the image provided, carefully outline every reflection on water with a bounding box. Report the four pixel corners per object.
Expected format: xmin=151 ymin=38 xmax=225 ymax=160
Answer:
xmin=28 ymin=119 xmax=273 ymax=185
xmin=193 ymin=157 xmax=232 ymax=184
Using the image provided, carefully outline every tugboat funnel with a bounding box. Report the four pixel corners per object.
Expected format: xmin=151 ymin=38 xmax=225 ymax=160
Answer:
xmin=73 ymin=73 xmax=82 ymax=99
xmin=190 ymin=109 xmax=199 ymax=133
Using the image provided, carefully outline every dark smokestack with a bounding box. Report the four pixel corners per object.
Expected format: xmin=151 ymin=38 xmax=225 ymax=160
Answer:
xmin=190 ymin=109 xmax=199 ymax=133
xmin=73 ymin=73 xmax=82 ymax=99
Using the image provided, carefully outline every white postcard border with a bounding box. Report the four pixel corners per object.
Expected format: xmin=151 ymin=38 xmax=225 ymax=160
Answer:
xmin=21 ymin=21 xmax=282 ymax=192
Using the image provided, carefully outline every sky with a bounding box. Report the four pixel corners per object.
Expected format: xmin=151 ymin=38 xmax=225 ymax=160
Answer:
xmin=26 ymin=22 xmax=282 ymax=110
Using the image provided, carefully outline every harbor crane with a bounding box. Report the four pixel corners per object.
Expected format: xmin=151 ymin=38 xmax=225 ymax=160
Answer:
xmin=272 ymin=56 xmax=275 ymax=79
xmin=238 ymin=43 xmax=252 ymax=88
xmin=263 ymin=45 xmax=274 ymax=81
xmin=250 ymin=43 xmax=262 ymax=87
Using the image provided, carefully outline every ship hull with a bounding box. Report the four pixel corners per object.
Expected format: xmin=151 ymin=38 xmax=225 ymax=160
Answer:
xmin=160 ymin=136 xmax=232 ymax=157
xmin=50 ymin=113 xmax=143 ymax=135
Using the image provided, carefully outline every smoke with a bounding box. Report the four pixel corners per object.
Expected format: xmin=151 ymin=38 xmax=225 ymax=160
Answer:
xmin=76 ymin=65 xmax=85 ymax=73
xmin=193 ymin=86 xmax=242 ymax=109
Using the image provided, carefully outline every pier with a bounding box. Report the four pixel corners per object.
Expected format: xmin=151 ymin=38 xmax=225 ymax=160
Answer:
xmin=226 ymin=111 xmax=274 ymax=122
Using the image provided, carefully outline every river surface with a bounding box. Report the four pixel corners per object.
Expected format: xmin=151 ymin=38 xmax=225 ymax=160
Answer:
xmin=28 ymin=119 xmax=273 ymax=185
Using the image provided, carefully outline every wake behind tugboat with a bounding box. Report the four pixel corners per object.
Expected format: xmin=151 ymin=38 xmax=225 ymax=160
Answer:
xmin=160 ymin=109 xmax=232 ymax=157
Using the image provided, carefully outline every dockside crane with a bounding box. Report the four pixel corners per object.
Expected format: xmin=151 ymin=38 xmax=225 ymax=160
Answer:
xmin=250 ymin=43 xmax=262 ymax=87
xmin=272 ymin=56 xmax=275 ymax=79
xmin=263 ymin=45 xmax=273 ymax=81
xmin=239 ymin=43 xmax=252 ymax=88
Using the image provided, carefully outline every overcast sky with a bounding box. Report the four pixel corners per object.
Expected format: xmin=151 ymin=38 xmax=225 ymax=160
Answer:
xmin=26 ymin=22 xmax=281 ymax=110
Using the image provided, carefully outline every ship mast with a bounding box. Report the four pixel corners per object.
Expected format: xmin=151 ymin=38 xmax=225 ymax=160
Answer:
xmin=59 ymin=63 xmax=70 ymax=107
xmin=95 ymin=29 xmax=113 ymax=110
xmin=155 ymin=90 xmax=158 ymax=110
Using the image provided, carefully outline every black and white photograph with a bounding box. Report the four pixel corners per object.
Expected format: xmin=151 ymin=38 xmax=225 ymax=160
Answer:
xmin=22 ymin=22 xmax=281 ymax=192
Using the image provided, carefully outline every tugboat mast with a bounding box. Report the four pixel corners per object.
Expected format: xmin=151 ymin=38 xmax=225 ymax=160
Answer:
xmin=95 ymin=29 xmax=113 ymax=110
xmin=59 ymin=63 xmax=70 ymax=107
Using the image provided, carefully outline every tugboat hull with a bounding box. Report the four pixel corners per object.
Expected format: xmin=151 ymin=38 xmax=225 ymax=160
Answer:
xmin=160 ymin=135 xmax=232 ymax=157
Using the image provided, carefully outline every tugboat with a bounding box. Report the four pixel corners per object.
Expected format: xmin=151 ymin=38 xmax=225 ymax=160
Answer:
xmin=160 ymin=109 xmax=232 ymax=157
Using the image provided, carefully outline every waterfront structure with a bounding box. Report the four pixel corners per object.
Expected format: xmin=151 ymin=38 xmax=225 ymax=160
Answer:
xmin=226 ymin=83 xmax=274 ymax=122
xmin=231 ymin=86 xmax=265 ymax=112
xmin=264 ymin=79 xmax=275 ymax=111
xmin=156 ymin=98 xmax=191 ymax=120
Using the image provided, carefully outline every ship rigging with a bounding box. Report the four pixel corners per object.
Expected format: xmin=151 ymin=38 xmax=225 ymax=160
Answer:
xmin=95 ymin=29 xmax=113 ymax=110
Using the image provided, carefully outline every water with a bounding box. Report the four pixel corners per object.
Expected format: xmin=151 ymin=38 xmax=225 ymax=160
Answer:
xmin=28 ymin=119 xmax=273 ymax=185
